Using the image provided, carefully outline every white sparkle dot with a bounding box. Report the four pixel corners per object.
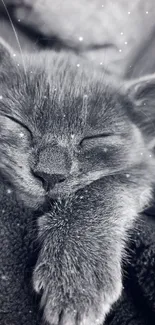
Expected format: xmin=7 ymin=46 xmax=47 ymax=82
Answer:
xmin=77 ymin=64 xmax=80 ymax=67
xmin=119 ymin=49 xmax=122 ymax=52
xmin=103 ymin=148 xmax=108 ymax=153
xmin=140 ymin=152 xmax=143 ymax=156
xmin=0 ymin=95 xmax=3 ymax=100
xmin=7 ymin=189 xmax=12 ymax=194
xmin=63 ymin=114 xmax=66 ymax=118
xmin=100 ymin=62 xmax=103 ymax=65
xmin=130 ymin=65 xmax=132 ymax=68
xmin=102 ymin=5 xmax=104 ymax=8
xmin=13 ymin=53 xmax=16 ymax=57
xmin=2 ymin=209 xmax=5 ymax=213
xmin=124 ymin=41 xmax=128 ymax=45
xmin=79 ymin=36 xmax=83 ymax=42
xmin=1 ymin=275 xmax=7 ymax=281
xmin=144 ymin=103 xmax=146 ymax=106
xmin=18 ymin=19 xmax=21 ymax=22
xmin=128 ymin=11 xmax=131 ymax=14
xmin=17 ymin=64 xmax=20 ymax=67
xmin=146 ymin=11 xmax=149 ymax=14
xmin=30 ymin=71 xmax=33 ymax=74
xmin=120 ymin=32 xmax=124 ymax=35
xmin=149 ymin=154 xmax=152 ymax=158
xmin=126 ymin=174 xmax=130 ymax=178
xmin=19 ymin=132 xmax=24 ymax=138
xmin=71 ymin=134 xmax=75 ymax=139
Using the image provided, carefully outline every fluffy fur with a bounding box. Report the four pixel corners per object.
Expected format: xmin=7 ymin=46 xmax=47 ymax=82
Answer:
xmin=0 ymin=39 xmax=155 ymax=325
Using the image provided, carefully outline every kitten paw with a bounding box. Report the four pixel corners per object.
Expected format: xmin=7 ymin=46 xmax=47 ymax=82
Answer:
xmin=33 ymin=259 xmax=122 ymax=325
xmin=33 ymin=213 xmax=123 ymax=325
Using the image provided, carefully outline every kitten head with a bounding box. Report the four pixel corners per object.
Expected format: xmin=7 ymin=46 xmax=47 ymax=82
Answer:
xmin=0 ymin=39 xmax=154 ymax=209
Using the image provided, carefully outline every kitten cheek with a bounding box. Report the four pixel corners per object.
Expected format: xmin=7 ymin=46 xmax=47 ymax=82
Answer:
xmin=19 ymin=191 xmax=45 ymax=208
xmin=16 ymin=175 xmax=45 ymax=207
xmin=16 ymin=133 xmax=32 ymax=148
xmin=9 ymin=161 xmax=46 ymax=206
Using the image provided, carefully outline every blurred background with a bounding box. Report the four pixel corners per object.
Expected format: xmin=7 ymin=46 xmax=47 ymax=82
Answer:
xmin=0 ymin=0 xmax=155 ymax=79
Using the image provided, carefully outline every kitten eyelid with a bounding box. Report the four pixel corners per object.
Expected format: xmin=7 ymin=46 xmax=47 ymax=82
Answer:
xmin=79 ymin=132 xmax=113 ymax=145
xmin=2 ymin=114 xmax=33 ymax=138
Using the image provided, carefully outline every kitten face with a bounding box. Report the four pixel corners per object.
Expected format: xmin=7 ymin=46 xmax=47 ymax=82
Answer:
xmin=0 ymin=43 xmax=154 ymax=209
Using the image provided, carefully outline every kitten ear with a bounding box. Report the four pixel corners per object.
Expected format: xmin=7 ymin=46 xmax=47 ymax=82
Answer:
xmin=0 ymin=37 xmax=14 ymax=69
xmin=124 ymin=74 xmax=155 ymax=150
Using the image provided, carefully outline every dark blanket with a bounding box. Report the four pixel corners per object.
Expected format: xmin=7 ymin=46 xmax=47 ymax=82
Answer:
xmin=105 ymin=212 xmax=155 ymax=325
xmin=0 ymin=173 xmax=155 ymax=325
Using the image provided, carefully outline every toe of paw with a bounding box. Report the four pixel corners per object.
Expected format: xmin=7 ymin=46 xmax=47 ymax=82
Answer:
xmin=33 ymin=263 xmax=48 ymax=293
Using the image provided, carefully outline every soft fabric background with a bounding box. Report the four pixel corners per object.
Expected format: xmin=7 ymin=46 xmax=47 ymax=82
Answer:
xmin=1 ymin=0 xmax=155 ymax=77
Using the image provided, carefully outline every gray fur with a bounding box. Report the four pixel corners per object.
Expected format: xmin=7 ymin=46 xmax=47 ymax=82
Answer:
xmin=0 ymin=40 xmax=155 ymax=324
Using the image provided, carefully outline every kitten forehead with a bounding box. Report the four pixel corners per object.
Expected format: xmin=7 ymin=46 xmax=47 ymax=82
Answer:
xmin=0 ymin=50 xmax=131 ymax=139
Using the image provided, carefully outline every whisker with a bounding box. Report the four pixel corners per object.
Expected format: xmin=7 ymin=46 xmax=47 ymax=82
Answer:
xmin=0 ymin=0 xmax=27 ymax=76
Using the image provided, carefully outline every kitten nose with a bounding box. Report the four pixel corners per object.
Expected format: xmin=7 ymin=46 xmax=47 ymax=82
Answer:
xmin=35 ymin=171 xmax=66 ymax=191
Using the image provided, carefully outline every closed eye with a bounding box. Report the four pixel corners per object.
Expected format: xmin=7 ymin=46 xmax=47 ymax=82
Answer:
xmin=79 ymin=132 xmax=112 ymax=146
xmin=2 ymin=113 xmax=33 ymax=138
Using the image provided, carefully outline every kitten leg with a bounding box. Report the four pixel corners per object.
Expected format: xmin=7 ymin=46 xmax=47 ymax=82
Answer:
xmin=33 ymin=212 xmax=123 ymax=325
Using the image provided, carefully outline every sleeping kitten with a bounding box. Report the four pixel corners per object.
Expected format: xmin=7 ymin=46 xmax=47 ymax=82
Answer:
xmin=0 ymin=38 xmax=155 ymax=325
